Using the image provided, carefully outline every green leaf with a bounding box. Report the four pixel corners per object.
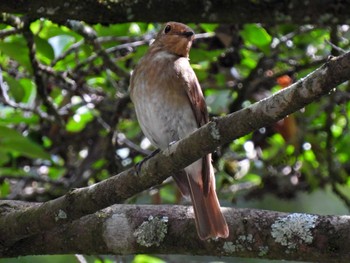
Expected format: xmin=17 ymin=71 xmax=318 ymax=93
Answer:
xmin=0 ymin=40 xmax=31 ymax=72
xmin=132 ymin=255 xmax=165 ymax=263
xmin=94 ymin=258 xmax=113 ymax=263
xmin=34 ymin=35 xmax=55 ymax=63
xmin=47 ymin=167 xmax=66 ymax=180
xmin=19 ymin=78 xmax=36 ymax=104
xmin=261 ymin=134 xmax=285 ymax=160
xmin=0 ymin=108 xmax=39 ymax=125
xmin=241 ymin=24 xmax=272 ymax=49
xmin=0 ymin=125 xmax=50 ymax=159
xmin=129 ymin=23 xmax=142 ymax=35
xmin=242 ymin=173 xmax=262 ymax=184
xmin=0 ymin=180 xmax=10 ymax=197
xmin=240 ymin=49 xmax=260 ymax=71
xmin=0 ymin=167 xmax=29 ymax=176
xmin=2 ymin=73 xmax=25 ymax=102
xmin=159 ymin=185 xmax=177 ymax=203
xmin=303 ymin=149 xmax=318 ymax=168
xmin=0 ymin=151 xmax=10 ymax=166
xmin=66 ymin=107 xmax=95 ymax=132
xmin=32 ymin=20 xmax=81 ymax=40
xmin=92 ymin=159 xmax=107 ymax=169
xmin=118 ymin=120 xmax=141 ymax=139
xmin=206 ymin=89 xmax=230 ymax=114
xmin=200 ymin=23 xmax=218 ymax=32
xmin=190 ymin=48 xmax=222 ymax=63
xmin=48 ymin=35 xmax=75 ymax=58
xmin=94 ymin=23 xmax=130 ymax=36
xmin=2 ymin=74 xmax=36 ymax=104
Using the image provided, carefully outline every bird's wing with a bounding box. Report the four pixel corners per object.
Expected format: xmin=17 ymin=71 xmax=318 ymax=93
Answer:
xmin=182 ymin=64 xmax=211 ymax=195
xmin=185 ymin=74 xmax=209 ymax=127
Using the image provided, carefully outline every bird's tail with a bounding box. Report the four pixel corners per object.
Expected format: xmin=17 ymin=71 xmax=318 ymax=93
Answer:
xmin=186 ymin=163 xmax=229 ymax=240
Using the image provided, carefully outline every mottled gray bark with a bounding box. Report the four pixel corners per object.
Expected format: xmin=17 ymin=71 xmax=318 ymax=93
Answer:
xmin=2 ymin=204 xmax=350 ymax=262
xmin=0 ymin=0 xmax=349 ymax=25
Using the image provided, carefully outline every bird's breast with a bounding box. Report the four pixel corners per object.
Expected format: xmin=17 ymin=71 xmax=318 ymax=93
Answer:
xmin=130 ymin=52 xmax=198 ymax=149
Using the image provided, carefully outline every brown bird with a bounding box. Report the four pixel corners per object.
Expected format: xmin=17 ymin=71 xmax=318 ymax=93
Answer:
xmin=130 ymin=22 xmax=229 ymax=240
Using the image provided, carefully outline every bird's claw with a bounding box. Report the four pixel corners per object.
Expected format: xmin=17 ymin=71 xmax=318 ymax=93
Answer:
xmin=135 ymin=148 xmax=161 ymax=175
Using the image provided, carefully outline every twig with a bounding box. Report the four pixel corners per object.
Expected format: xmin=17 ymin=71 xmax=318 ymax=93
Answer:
xmin=0 ymin=174 xmax=66 ymax=187
xmin=0 ymin=13 xmax=24 ymax=28
xmin=22 ymin=20 xmax=65 ymax=126
xmin=325 ymin=39 xmax=347 ymax=54
xmin=0 ymin=28 xmax=21 ymax=39
xmin=74 ymin=40 xmax=146 ymax=73
xmin=51 ymin=35 xmax=151 ymax=67
xmin=116 ymin=132 xmax=151 ymax=156
xmin=38 ymin=64 xmax=77 ymax=91
xmin=332 ymin=183 xmax=350 ymax=211
xmin=50 ymin=39 xmax=84 ymax=67
xmin=0 ymin=68 xmax=52 ymax=120
xmin=65 ymin=20 xmax=129 ymax=78
xmin=75 ymin=255 xmax=88 ymax=263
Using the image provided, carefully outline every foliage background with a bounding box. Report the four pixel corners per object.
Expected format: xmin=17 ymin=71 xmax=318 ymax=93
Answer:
xmin=0 ymin=18 xmax=350 ymax=262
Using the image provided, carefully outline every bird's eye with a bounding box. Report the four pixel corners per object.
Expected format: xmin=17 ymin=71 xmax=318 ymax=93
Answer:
xmin=164 ymin=25 xmax=171 ymax=34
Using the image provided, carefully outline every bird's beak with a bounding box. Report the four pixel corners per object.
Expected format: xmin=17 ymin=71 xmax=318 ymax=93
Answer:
xmin=181 ymin=31 xmax=195 ymax=38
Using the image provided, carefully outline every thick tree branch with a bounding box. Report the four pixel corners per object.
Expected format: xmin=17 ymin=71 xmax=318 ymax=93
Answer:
xmin=2 ymin=204 xmax=350 ymax=262
xmin=0 ymin=51 xmax=350 ymax=254
xmin=1 ymin=1 xmax=350 ymax=25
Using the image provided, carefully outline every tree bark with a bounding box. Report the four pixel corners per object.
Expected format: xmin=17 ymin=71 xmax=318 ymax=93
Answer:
xmin=1 ymin=203 xmax=350 ymax=262
xmin=0 ymin=0 xmax=350 ymax=25
xmin=0 ymin=52 xmax=350 ymax=261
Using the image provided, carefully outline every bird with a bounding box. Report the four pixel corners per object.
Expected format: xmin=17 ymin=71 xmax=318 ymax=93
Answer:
xmin=129 ymin=22 xmax=229 ymax=240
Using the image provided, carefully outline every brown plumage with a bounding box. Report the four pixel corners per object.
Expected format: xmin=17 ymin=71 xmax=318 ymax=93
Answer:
xmin=130 ymin=22 xmax=229 ymax=240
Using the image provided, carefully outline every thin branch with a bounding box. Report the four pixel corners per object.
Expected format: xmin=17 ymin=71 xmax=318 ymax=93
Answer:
xmin=332 ymin=183 xmax=350 ymax=210
xmin=326 ymin=39 xmax=347 ymax=54
xmin=0 ymin=68 xmax=52 ymax=120
xmin=0 ymin=27 xmax=21 ymax=39
xmin=50 ymin=39 xmax=84 ymax=67
xmin=73 ymin=39 xmax=147 ymax=72
xmin=65 ymin=20 xmax=129 ymax=78
xmin=116 ymin=132 xmax=151 ymax=156
xmin=0 ymin=174 xmax=66 ymax=187
xmin=0 ymin=13 xmax=24 ymax=28
xmin=23 ymin=21 xmax=64 ymax=126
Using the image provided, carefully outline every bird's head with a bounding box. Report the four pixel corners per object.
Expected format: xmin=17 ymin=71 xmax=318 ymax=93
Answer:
xmin=153 ymin=22 xmax=195 ymax=57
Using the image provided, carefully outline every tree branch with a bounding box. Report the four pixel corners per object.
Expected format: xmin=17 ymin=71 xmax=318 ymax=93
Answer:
xmin=65 ymin=20 xmax=129 ymax=78
xmin=2 ymin=204 xmax=350 ymax=262
xmin=1 ymin=1 xmax=350 ymax=25
xmin=0 ymin=51 xmax=349 ymax=252
xmin=23 ymin=18 xmax=65 ymax=126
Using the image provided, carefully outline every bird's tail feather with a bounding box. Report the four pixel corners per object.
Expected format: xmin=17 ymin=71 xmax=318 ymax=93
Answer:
xmin=187 ymin=173 xmax=229 ymax=240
